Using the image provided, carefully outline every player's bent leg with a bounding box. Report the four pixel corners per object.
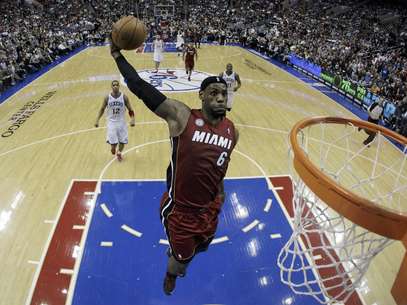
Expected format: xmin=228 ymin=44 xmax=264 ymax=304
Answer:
xmin=117 ymin=152 xmax=122 ymax=161
xmin=167 ymin=255 xmax=189 ymax=276
xmin=363 ymin=132 xmax=376 ymax=146
xmin=195 ymin=235 xmax=215 ymax=255
xmin=110 ymin=144 xmax=117 ymax=155
xmin=107 ymin=126 xmax=119 ymax=154
xmin=161 ymin=213 xmax=196 ymax=294
xmin=107 ymin=124 xmax=122 ymax=154
xmin=117 ymin=143 xmax=125 ymax=161
xmin=163 ymin=252 xmax=190 ymax=295
xmin=226 ymin=94 xmax=234 ymax=111
xmin=163 ymin=272 xmax=177 ymax=295
xmin=116 ymin=126 xmax=128 ymax=161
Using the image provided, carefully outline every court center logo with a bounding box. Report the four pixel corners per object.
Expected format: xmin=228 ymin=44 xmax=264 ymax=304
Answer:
xmin=121 ymin=69 xmax=212 ymax=92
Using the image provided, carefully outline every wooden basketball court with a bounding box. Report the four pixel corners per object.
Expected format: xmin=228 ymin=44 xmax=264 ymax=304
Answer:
xmin=0 ymin=45 xmax=405 ymax=305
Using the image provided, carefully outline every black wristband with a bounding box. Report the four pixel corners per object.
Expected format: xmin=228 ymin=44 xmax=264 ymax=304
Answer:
xmin=115 ymin=56 xmax=167 ymax=112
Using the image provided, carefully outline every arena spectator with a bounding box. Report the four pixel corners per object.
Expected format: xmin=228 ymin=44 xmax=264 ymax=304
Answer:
xmin=1 ymin=0 xmax=407 ymax=139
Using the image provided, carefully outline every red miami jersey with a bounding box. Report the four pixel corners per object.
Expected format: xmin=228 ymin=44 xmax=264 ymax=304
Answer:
xmin=166 ymin=109 xmax=236 ymax=208
xmin=184 ymin=46 xmax=196 ymax=63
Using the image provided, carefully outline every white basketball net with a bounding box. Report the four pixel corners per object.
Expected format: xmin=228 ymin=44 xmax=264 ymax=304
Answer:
xmin=278 ymin=121 xmax=407 ymax=304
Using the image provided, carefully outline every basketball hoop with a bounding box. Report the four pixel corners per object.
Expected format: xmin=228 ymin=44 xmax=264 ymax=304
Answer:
xmin=278 ymin=117 xmax=407 ymax=304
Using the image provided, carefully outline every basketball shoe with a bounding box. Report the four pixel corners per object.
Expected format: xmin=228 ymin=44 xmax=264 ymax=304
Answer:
xmin=117 ymin=151 xmax=123 ymax=161
xmin=163 ymin=272 xmax=177 ymax=295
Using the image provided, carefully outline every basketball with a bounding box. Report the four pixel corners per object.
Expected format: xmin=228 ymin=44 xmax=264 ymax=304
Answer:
xmin=112 ymin=16 xmax=147 ymax=50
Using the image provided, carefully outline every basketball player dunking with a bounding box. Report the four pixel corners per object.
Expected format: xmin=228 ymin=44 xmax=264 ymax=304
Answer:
xmin=95 ymin=80 xmax=135 ymax=161
xmin=183 ymin=43 xmax=198 ymax=81
xmin=110 ymin=39 xmax=239 ymax=295
xmin=219 ymin=63 xmax=242 ymax=111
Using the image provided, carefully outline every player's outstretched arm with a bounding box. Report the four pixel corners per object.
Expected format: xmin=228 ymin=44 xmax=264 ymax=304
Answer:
xmin=235 ymin=74 xmax=242 ymax=91
xmin=95 ymin=96 xmax=108 ymax=127
xmin=124 ymin=95 xmax=135 ymax=126
xmin=110 ymin=42 xmax=190 ymax=136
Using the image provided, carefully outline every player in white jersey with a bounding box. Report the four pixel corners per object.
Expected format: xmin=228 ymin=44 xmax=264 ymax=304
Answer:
xmin=219 ymin=63 xmax=241 ymax=111
xmin=95 ymin=80 xmax=135 ymax=161
xmin=175 ymin=31 xmax=184 ymax=56
xmin=153 ymin=35 xmax=164 ymax=72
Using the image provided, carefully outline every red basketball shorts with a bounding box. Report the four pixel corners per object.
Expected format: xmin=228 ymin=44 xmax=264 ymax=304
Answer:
xmin=159 ymin=192 xmax=223 ymax=263
xmin=185 ymin=60 xmax=194 ymax=70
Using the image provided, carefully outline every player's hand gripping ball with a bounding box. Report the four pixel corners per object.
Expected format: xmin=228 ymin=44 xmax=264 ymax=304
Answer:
xmin=112 ymin=16 xmax=147 ymax=50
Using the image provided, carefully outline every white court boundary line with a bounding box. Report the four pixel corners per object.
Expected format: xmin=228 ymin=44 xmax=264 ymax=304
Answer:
xmin=66 ymin=139 xmax=170 ymax=305
xmin=0 ymin=47 xmax=88 ymax=107
xmin=24 ymin=180 xmax=75 ymax=305
xmin=94 ymin=139 xmax=170 ymax=194
xmin=64 ymin=140 xmax=293 ymax=304
xmin=65 ymin=179 xmax=99 ymax=305
xmin=0 ymin=121 xmax=164 ymax=158
xmin=1 ymin=119 xmax=399 ymax=182
xmin=88 ymin=44 xmax=243 ymax=62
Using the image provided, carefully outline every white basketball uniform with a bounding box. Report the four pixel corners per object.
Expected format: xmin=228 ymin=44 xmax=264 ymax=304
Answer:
xmin=106 ymin=93 xmax=128 ymax=144
xmin=176 ymin=33 xmax=184 ymax=49
xmin=153 ymin=39 xmax=164 ymax=63
xmin=222 ymin=71 xmax=236 ymax=108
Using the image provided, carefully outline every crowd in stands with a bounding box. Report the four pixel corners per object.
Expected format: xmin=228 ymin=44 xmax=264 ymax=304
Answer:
xmin=0 ymin=0 xmax=136 ymax=91
xmin=1 ymin=0 xmax=407 ymax=134
xmin=238 ymin=0 xmax=407 ymax=133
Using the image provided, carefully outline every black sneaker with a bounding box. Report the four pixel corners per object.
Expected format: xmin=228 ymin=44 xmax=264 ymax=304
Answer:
xmin=163 ymin=272 xmax=177 ymax=295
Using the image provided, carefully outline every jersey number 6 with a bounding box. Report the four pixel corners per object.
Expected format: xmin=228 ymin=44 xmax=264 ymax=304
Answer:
xmin=217 ymin=151 xmax=228 ymax=166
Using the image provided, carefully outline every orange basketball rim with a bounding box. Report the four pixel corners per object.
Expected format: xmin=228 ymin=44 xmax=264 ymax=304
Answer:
xmin=290 ymin=116 xmax=407 ymax=305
